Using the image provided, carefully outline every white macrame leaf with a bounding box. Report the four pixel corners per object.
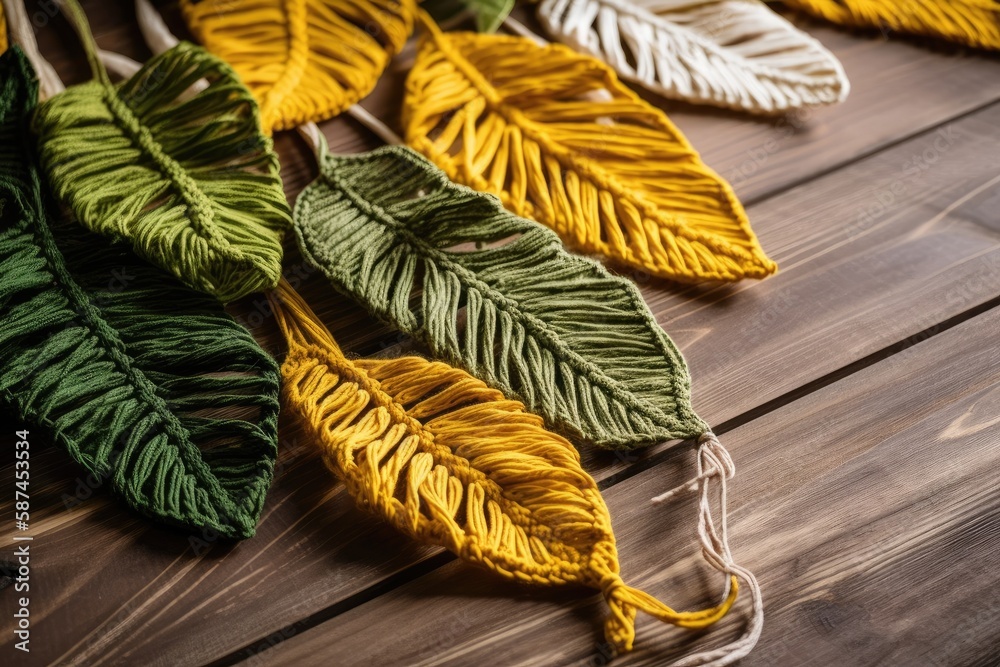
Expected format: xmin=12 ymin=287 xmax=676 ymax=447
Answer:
xmin=537 ymin=0 xmax=850 ymax=113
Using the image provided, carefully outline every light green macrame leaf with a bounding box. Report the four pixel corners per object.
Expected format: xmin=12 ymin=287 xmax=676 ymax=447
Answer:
xmin=1 ymin=47 xmax=280 ymax=539
xmin=421 ymin=0 xmax=515 ymax=32
xmin=32 ymin=38 xmax=292 ymax=303
xmin=294 ymin=145 xmax=707 ymax=449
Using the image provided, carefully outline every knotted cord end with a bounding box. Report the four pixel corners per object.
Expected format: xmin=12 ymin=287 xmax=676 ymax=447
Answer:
xmin=598 ymin=569 xmax=739 ymax=657
xmin=646 ymin=431 xmax=764 ymax=667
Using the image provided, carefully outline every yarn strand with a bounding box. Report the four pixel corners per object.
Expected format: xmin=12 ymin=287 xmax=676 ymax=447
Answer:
xmin=0 ymin=2 xmax=7 ymax=53
xmin=52 ymin=0 xmax=111 ymax=84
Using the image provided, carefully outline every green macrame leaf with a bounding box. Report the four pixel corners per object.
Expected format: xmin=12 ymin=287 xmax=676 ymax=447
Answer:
xmin=31 ymin=38 xmax=292 ymax=303
xmin=294 ymin=145 xmax=707 ymax=449
xmin=421 ymin=0 xmax=515 ymax=32
xmin=1 ymin=47 xmax=280 ymax=539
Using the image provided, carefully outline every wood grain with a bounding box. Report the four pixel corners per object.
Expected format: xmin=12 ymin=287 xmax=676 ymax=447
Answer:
xmin=263 ymin=297 xmax=1000 ymax=667
xmin=1 ymin=2 xmax=999 ymax=666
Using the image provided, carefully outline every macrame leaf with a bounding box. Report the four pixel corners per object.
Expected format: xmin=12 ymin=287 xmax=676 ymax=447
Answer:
xmin=180 ymin=0 xmax=416 ymax=132
xmin=403 ymin=25 xmax=777 ymax=283
xmin=537 ymin=0 xmax=850 ymax=113
xmin=31 ymin=41 xmax=291 ymax=303
xmin=422 ymin=0 xmax=515 ymax=32
xmin=1 ymin=48 xmax=280 ymax=539
xmin=270 ymin=282 xmax=737 ymax=653
xmin=295 ymin=145 xmax=707 ymax=448
xmin=779 ymin=0 xmax=1000 ymax=50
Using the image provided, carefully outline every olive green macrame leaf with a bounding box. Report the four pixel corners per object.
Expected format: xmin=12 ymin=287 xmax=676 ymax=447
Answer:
xmin=294 ymin=145 xmax=707 ymax=449
xmin=1 ymin=47 xmax=280 ymax=539
xmin=31 ymin=41 xmax=291 ymax=303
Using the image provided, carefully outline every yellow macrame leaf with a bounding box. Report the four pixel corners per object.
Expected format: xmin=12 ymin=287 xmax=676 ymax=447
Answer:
xmin=179 ymin=0 xmax=416 ymax=133
xmin=781 ymin=0 xmax=1000 ymax=50
xmin=268 ymin=281 xmax=738 ymax=654
xmin=1 ymin=3 xmax=7 ymax=54
xmin=402 ymin=19 xmax=776 ymax=283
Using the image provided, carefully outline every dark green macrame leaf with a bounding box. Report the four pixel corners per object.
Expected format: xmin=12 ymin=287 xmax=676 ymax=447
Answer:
xmin=1 ymin=47 xmax=280 ymax=539
xmin=294 ymin=145 xmax=707 ymax=449
xmin=32 ymin=40 xmax=291 ymax=303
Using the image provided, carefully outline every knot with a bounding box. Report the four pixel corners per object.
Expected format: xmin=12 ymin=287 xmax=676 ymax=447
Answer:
xmin=599 ymin=571 xmax=628 ymax=601
xmin=698 ymin=431 xmax=735 ymax=481
xmin=599 ymin=573 xmax=638 ymax=655
xmin=598 ymin=570 xmax=740 ymax=656
xmin=650 ymin=431 xmax=733 ymax=505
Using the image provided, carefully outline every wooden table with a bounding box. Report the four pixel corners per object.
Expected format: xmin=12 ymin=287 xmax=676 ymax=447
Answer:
xmin=3 ymin=2 xmax=1000 ymax=665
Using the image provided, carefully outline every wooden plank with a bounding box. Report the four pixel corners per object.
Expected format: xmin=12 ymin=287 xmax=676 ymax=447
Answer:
xmin=4 ymin=94 xmax=1000 ymax=665
xmin=261 ymin=297 xmax=1000 ymax=667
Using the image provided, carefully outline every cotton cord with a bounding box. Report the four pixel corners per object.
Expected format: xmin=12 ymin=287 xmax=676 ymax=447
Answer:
xmin=652 ymin=432 xmax=764 ymax=666
xmin=98 ymin=49 xmax=141 ymax=77
xmin=535 ymin=0 xmax=850 ymax=114
xmin=136 ymin=0 xmax=177 ymax=54
xmin=269 ymin=279 xmax=740 ymax=656
xmin=403 ymin=9 xmax=777 ymax=283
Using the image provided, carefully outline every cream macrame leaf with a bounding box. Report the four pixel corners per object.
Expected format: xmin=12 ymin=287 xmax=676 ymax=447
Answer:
xmin=180 ymin=0 xmax=416 ymax=132
xmin=537 ymin=0 xmax=850 ymax=113
xmin=403 ymin=22 xmax=777 ymax=283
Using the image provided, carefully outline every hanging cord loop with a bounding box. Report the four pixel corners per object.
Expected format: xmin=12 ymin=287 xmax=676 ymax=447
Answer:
xmin=650 ymin=432 xmax=764 ymax=666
